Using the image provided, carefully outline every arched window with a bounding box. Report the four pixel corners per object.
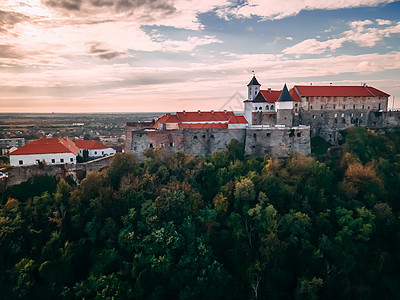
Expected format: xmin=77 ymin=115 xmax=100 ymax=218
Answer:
xmin=259 ymin=107 xmax=262 ymax=110
xmin=271 ymin=105 xmax=274 ymax=110
xmin=266 ymin=105 xmax=269 ymax=110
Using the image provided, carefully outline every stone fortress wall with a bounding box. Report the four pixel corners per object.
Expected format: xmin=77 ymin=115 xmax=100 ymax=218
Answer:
xmin=125 ymin=78 xmax=400 ymax=159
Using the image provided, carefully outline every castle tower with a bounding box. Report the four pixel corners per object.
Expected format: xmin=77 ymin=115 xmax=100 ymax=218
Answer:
xmin=276 ymin=84 xmax=294 ymax=126
xmin=247 ymin=75 xmax=261 ymax=101
xmin=244 ymin=75 xmax=261 ymax=126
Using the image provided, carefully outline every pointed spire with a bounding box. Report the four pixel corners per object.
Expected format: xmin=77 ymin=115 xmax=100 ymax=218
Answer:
xmin=247 ymin=75 xmax=261 ymax=87
xmin=277 ymin=84 xmax=293 ymax=102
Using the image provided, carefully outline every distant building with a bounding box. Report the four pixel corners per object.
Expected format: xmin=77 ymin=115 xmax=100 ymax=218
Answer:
xmin=9 ymin=138 xmax=78 ymax=167
xmin=75 ymin=139 xmax=116 ymax=158
xmin=0 ymin=138 xmax=25 ymax=155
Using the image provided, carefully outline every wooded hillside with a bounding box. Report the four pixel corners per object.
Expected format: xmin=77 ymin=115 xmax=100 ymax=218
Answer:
xmin=1 ymin=127 xmax=400 ymax=299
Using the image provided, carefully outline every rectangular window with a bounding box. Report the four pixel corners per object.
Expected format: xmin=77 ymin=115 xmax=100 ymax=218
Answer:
xmin=362 ymin=105 xmax=365 ymax=109
xmin=266 ymin=133 xmax=271 ymax=137
xmin=297 ymin=132 xmax=301 ymax=137
xmin=52 ymin=159 xmax=55 ymax=163
xmin=361 ymin=113 xmax=364 ymax=117
xmin=341 ymin=113 xmax=345 ymax=117
xmin=353 ymin=104 xmax=356 ymax=109
xmin=70 ymin=158 xmax=73 ymax=162
xmin=170 ymin=142 xmax=174 ymax=147
xmin=102 ymin=151 xmax=104 ymax=155
xmin=310 ymin=105 xmax=313 ymax=110
xmin=334 ymin=113 xmax=337 ymax=118
xmin=94 ymin=151 xmax=97 ymax=155
xmin=60 ymin=158 xmax=64 ymax=163
xmin=321 ymin=105 xmax=323 ymax=110
xmin=343 ymin=105 xmax=346 ymax=109
xmin=19 ymin=160 xmax=23 ymax=165
xmin=333 ymin=104 xmax=336 ymax=109
xmin=149 ymin=143 xmax=153 ymax=148
xmin=312 ymin=115 xmax=316 ymax=119
xmin=36 ymin=159 xmax=40 ymax=164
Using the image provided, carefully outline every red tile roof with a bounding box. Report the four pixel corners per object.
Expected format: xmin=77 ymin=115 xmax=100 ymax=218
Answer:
xmin=228 ymin=115 xmax=248 ymax=124
xmin=10 ymin=138 xmax=79 ymax=156
xmin=179 ymin=123 xmax=228 ymax=129
xmin=259 ymin=90 xmax=282 ymax=103
xmin=176 ymin=111 xmax=235 ymax=122
xmin=294 ymin=85 xmax=390 ymax=97
xmin=75 ymin=139 xmax=109 ymax=150
xmin=153 ymin=111 xmax=247 ymax=130
xmin=152 ymin=114 xmax=180 ymax=129
xmin=289 ymin=88 xmax=301 ymax=101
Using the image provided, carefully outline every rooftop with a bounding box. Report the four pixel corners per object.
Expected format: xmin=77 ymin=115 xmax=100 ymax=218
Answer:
xmin=10 ymin=138 xmax=79 ymax=156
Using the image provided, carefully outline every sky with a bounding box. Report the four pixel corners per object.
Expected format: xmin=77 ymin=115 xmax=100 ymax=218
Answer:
xmin=0 ymin=0 xmax=400 ymax=113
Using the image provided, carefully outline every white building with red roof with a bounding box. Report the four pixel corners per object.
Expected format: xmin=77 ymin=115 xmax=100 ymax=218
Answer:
xmin=9 ymin=138 xmax=79 ymax=167
xmin=74 ymin=139 xmax=116 ymax=158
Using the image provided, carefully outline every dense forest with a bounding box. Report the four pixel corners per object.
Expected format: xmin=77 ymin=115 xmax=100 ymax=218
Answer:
xmin=1 ymin=127 xmax=400 ymax=299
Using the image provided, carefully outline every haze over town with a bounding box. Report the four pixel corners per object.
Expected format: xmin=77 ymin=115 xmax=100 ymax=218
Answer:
xmin=1 ymin=0 xmax=400 ymax=113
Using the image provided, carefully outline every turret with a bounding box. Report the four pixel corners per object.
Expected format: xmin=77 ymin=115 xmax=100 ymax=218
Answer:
xmin=276 ymin=84 xmax=294 ymax=126
xmin=247 ymin=75 xmax=261 ymax=101
xmin=244 ymin=75 xmax=262 ymax=126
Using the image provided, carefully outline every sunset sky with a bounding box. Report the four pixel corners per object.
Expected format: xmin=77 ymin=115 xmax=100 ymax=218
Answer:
xmin=1 ymin=0 xmax=400 ymax=113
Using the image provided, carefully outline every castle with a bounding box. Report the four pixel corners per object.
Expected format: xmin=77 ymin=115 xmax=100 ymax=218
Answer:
xmin=126 ymin=76 xmax=399 ymax=159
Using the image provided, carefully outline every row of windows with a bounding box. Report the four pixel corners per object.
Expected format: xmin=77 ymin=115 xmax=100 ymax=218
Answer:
xmin=254 ymin=105 xmax=274 ymax=111
xmin=312 ymin=112 xmax=364 ymax=119
xmin=18 ymin=158 xmax=74 ymax=165
xmin=306 ymin=96 xmax=375 ymax=100
xmin=148 ymin=142 xmax=175 ymax=149
xmin=193 ymin=134 xmax=215 ymax=140
xmin=252 ymin=132 xmax=302 ymax=138
xmin=311 ymin=104 xmax=381 ymax=110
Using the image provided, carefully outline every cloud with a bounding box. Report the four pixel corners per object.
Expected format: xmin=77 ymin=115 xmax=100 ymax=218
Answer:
xmin=88 ymin=42 xmax=126 ymax=59
xmin=45 ymin=0 xmax=82 ymax=11
xmin=376 ymin=19 xmax=392 ymax=25
xmin=0 ymin=45 xmax=25 ymax=59
xmin=283 ymin=19 xmax=400 ymax=54
xmin=218 ymin=0 xmax=397 ymax=20
xmin=38 ymin=0 xmax=229 ymax=30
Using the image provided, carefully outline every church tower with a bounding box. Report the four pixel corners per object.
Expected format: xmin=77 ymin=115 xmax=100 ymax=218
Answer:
xmin=276 ymin=84 xmax=294 ymax=126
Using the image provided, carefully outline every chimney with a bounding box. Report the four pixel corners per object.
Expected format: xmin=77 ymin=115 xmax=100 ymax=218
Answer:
xmin=268 ymin=88 xmax=271 ymax=93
